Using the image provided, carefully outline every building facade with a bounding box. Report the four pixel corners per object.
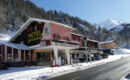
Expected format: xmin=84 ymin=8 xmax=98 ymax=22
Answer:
xmin=99 ymin=40 xmax=118 ymax=49
xmin=0 ymin=18 xmax=101 ymax=66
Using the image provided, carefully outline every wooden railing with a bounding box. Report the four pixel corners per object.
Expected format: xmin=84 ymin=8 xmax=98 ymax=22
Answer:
xmin=51 ymin=40 xmax=79 ymax=47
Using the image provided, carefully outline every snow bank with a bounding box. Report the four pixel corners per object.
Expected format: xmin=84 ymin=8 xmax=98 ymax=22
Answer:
xmin=0 ymin=49 xmax=130 ymax=80
xmin=115 ymin=48 xmax=130 ymax=54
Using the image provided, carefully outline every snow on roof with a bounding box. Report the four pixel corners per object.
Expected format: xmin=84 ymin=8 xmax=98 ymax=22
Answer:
xmin=99 ymin=40 xmax=115 ymax=44
xmin=31 ymin=18 xmax=74 ymax=29
xmin=71 ymin=28 xmax=84 ymax=36
xmin=9 ymin=18 xmax=74 ymax=42
xmin=87 ymin=39 xmax=99 ymax=43
xmin=0 ymin=40 xmax=29 ymax=50
xmin=71 ymin=33 xmax=83 ymax=36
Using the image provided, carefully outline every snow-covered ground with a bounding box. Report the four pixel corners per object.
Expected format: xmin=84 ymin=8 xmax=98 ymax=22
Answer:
xmin=115 ymin=48 xmax=130 ymax=54
xmin=0 ymin=49 xmax=130 ymax=80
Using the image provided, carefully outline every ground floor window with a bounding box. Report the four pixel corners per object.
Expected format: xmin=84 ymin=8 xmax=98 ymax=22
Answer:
xmin=7 ymin=47 xmax=12 ymax=62
xmin=36 ymin=52 xmax=50 ymax=62
xmin=58 ymin=53 xmax=65 ymax=65
xmin=58 ymin=53 xmax=65 ymax=59
xmin=21 ymin=50 xmax=24 ymax=62
xmin=25 ymin=51 xmax=29 ymax=61
xmin=14 ymin=49 xmax=18 ymax=62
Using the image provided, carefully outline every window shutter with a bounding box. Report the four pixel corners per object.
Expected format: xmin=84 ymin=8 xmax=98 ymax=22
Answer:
xmin=46 ymin=40 xmax=50 ymax=46
xmin=53 ymin=34 xmax=56 ymax=40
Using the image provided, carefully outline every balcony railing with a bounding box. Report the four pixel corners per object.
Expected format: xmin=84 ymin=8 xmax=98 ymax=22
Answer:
xmin=51 ymin=40 xmax=79 ymax=47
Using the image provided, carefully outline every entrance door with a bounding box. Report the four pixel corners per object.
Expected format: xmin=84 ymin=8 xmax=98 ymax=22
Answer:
xmin=58 ymin=53 xmax=65 ymax=65
xmin=36 ymin=52 xmax=51 ymax=66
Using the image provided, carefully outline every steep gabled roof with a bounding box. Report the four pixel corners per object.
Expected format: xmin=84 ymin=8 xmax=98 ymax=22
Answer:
xmin=9 ymin=18 xmax=74 ymax=42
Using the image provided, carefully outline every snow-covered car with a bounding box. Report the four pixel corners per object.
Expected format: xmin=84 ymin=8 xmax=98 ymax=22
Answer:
xmin=102 ymin=49 xmax=114 ymax=55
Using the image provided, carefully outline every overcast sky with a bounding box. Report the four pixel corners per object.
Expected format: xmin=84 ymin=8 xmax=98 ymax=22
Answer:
xmin=30 ymin=0 xmax=130 ymax=24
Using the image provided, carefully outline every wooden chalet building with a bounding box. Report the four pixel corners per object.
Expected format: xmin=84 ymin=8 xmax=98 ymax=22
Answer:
xmin=0 ymin=18 xmax=101 ymax=66
xmin=99 ymin=40 xmax=118 ymax=49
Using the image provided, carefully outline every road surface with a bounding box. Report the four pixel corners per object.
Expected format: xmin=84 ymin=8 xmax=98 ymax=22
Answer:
xmin=47 ymin=56 xmax=130 ymax=80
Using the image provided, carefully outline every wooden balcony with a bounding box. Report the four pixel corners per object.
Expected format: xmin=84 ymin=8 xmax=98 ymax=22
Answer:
xmin=51 ymin=40 xmax=79 ymax=47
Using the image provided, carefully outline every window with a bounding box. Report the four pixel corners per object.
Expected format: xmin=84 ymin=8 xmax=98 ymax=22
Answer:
xmin=53 ymin=34 xmax=56 ymax=40
xmin=34 ymin=26 xmax=37 ymax=31
xmin=30 ymin=25 xmax=34 ymax=32
xmin=76 ymin=54 xmax=79 ymax=59
xmin=37 ymin=53 xmax=50 ymax=61
xmin=65 ymin=37 xmax=69 ymax=41
xmin=56 ymin=34 xmax=60 ymax=40
xmin=14 ymin=49 xmax=18 ymax=62
xmin=74 ymin=36 xmax=76 ymax=40
xmin=28 ymin=27 xmax=31 ymax=33
xmin=44 ymin=26 xmax=50 ymax=35
xmin=7 ymin=47 xmax=12 ymax=62
xmin=46 ymin=40 xmax=50 ymax=46
xmin=77 ymin=36 xmax=80 ymax=41
xmin=21 ymin=50 xmax=24 ymax=62
xmin=72 ymin=35 xmax=74 ymax=40
xmin=72 ymin=53 xmax=75 ymax=59
xmin=72 ymin=35 xmax=76 ymax=40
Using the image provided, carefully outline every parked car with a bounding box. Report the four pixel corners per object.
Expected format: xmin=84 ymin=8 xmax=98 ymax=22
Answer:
xmin=102 ymin=49 xmax=114 ymax=55
xmin=79 ymin=58 xmax=86 ymax=62
xmin=101 ymin=53 xmax=108 ymax=59
xmin=94 ymin=55 xmax=102 ymax=60
xmin=0 ymin=62 xmax=8 ymax=70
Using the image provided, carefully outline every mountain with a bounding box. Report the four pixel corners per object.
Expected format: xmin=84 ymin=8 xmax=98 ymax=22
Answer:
xmin=111 ymin=23 xmax=130 ymax=34
xmin=98 ymin=20 xmax=130 ymax=49
xmin=97 ymin=19 xmax=125 ymax=30
xmin=111 ymin=23 xmax=130 ymax=48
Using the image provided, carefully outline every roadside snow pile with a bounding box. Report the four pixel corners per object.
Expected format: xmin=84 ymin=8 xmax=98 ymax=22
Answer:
xmin=0 ymin=53 xmax=130 ymax=80
xmin=115 ymin=48 xmax=130 ymax=54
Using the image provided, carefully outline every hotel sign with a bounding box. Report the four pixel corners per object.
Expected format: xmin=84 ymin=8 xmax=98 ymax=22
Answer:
xmin=28 ymin=30 xmax=42 ymax=43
